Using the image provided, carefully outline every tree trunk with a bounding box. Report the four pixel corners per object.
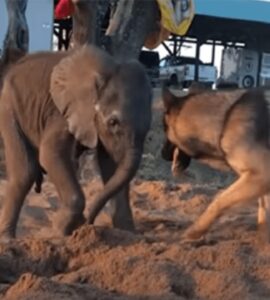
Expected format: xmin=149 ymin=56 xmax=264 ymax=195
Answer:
xmin=0 ymin=0 xmax=28 ymax=85
xmin=71 ymin=0 xmax=159 ymax=59
xmin=71 ymin=0 xmax=110 ymax=49
xmin=1 ymin=0 xmax=29 ymax=67
xmin=70 ymin=0 xmax=97 ymax=48
xmin=106 ymin=0 xmax=159 ymax=59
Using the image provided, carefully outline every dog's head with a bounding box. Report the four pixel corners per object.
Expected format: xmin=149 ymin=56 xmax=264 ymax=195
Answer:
xmin=161 ymin=85 xmax=179 ymax=146
xmin=161 ymin=85 xmax=191 ymax=174
xmin=161 ymin=81 xmax=208 ymax=148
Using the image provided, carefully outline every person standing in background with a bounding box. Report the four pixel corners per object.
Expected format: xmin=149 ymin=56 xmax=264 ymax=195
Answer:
xmin=54 ymin=0 xmax=74 ymax=19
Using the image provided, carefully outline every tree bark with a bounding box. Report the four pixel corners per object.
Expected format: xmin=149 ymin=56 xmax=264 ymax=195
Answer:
xmin=1 ymin=0 xmax=29 ymax=66
xmin=71 ymin=0 xmax=110 ymax=49
xmin=106 ymin=0 xmax=159 ymax=59
xmin=0 ymin=0 xmax=28 ymax=85
xmin=71 ymin=0 xmax=159 ymax=59
xmin=70 ymin=0 xmax=97 ymax=48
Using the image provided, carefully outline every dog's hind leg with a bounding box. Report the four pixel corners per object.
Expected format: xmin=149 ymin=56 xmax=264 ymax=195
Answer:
xmin=258 ymin=195 xmax=270 ymax=242
xmin=183 ymin=147 xmax=270 ymax=240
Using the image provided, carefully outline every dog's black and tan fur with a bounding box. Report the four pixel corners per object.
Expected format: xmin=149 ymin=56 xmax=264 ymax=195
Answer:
xmin=161 ymin=85 xmax=270 ymax=242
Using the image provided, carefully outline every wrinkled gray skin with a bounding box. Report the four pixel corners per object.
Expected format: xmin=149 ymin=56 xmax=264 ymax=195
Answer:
xmin=0 ymin=45 xmax=152 ymax=240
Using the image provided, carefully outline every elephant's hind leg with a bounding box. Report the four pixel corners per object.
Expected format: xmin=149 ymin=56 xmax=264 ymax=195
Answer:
xmin=0 ymin=126 xmax=37 ymax=241
xmin=97 ymin=143 xmax=135 ymax=231
xmin=40 ymin=127 xmax=85 ymax=236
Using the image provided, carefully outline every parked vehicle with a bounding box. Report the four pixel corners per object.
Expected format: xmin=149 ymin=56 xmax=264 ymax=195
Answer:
xmin=260 ymin=52 xmax=270 ymax=87
xmin=219 ymin=47 xmax=259 ymax=88
xmin=218 ymin=47 xmax=270 ymax=89
xmin=159 ymin=55 xmax=217 ymax=88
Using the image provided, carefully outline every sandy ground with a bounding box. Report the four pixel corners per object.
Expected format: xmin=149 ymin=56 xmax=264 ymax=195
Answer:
xmin=0 ymin=89 xmax=270 ymax=300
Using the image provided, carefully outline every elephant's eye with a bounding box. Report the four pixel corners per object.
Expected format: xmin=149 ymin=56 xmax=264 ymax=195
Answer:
xmin=108 ymin=117 xmax=120 ymax=128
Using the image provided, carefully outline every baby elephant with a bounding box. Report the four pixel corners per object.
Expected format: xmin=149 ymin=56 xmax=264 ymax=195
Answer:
xmin=161 ymin=85 xmax=270 ymax=242
xmin=0 ymin=45 xmax=152 ymax=241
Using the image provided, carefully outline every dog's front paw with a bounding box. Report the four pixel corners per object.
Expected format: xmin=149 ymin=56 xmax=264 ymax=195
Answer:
xmin=182 ymin=225 xmax=206 ymax=241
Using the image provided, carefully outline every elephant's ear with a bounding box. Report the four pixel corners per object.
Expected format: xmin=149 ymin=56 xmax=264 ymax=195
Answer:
xmin=50 ymin=45 xmax=116 ymax=148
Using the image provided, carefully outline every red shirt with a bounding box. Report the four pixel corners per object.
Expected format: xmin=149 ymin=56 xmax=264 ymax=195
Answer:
xmin=55 ymin=0 xmax=74 ymax=19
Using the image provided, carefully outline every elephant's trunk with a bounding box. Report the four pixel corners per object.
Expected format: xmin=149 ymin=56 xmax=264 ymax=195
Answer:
xmin=88 ymin=147 xmax=142 ymax=224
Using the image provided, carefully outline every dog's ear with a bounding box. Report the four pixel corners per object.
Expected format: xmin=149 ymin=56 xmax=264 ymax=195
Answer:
xmin=162 ymin=85 xmax=177 ymax=110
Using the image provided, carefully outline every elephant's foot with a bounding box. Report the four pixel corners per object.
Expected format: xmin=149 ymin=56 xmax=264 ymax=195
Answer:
xmin=110 ymin=202 xmax=135 ymax=232
xmin=112 ymin=215 xmax=135 ymax=232
xmin=53 ymin=210 xmax=86 ymax=237
xmin=0 ymin=231 xmax=14 ymax=244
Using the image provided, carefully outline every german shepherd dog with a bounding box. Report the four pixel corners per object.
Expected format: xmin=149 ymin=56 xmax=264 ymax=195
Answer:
xmin=161 ymin=84 xmax=270 ymax=242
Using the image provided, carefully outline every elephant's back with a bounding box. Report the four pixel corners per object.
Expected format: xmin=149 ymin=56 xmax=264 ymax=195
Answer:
xmin=0 ymin=51 xmax=69 ymax=146
xmin=5 ymin=51 xmax=68 ymax=90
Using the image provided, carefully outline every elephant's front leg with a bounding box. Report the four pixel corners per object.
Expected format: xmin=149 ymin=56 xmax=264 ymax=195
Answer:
xmin=96 ymin=143 xmax=135 ymax=231
xmin=39 ymin=125 xmax=86 ymax=236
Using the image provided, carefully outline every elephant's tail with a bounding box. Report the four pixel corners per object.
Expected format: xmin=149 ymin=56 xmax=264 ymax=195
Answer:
xmin=34 ymin=167 xmax=47 ymax=194
xmin=34 ymin=171 xmax=43 ymax=194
